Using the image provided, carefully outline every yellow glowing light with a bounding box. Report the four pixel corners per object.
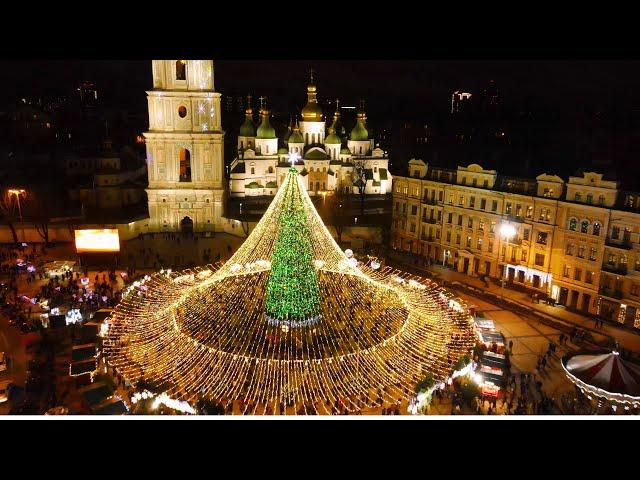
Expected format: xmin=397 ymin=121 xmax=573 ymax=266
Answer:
xmin=75 ymin=229 xmax=120 ymax=253
xmin=104 ymin=172 xmax=475 ymax=415
xmin=499 ymin=223 xmax=516 ymax=240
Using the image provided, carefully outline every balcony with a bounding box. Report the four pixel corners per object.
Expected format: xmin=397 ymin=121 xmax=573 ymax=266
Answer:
xmin=599 ymin=286 xmax=624 ymax=299
xmin=422 ymin=217 xmax=438 ymax=224
xmin=422 ymin=197 xmax=439 ymax=206
xmin=421 ymin=234 xmax=435 ymax=242
xmin=605 ymin=238 xmax=633 ymax=250
xmin=602 ymin=263 xmax=628 ymax=275
xmin=505 ymin=214 xmax=525 ymax=224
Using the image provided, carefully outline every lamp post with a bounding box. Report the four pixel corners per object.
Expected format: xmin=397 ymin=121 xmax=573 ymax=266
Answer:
xmin=7 ymin=189 xmax=26 ymax=244
xmin=499 ymin=222 xmax=516 ymax=299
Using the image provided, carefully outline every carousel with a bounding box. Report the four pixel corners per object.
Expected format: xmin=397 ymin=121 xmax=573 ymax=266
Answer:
xmin=103 ymin=167 xmax=476 ymax=414
xmin=561 ymin=349 xmax=640 ymax=412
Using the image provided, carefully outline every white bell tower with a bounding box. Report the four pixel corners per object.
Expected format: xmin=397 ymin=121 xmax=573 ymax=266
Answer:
xmin=144 ymin=60 xmax=225 ymax=233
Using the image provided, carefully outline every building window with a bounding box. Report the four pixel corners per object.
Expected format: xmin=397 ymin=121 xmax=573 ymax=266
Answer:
xmin=477 ymin=238 xmax=483 ymax=250
xmin=578 ymin=245 xmax=585 ymax=258
xmin=410 ymin=223 xmax=416 ymax=233
xmin=467 ymin=236 xmax=472 ymax=248
xmin=449 ymin=194 xmax=454 ymax=204
xmin=521 ymin=249 xmax=527 ymax=261
xmin=446 ymin=231 xmax=451 ymax=242
xmin=480 ymin=198 xmax=486 ymax=210
xmin=523 ymin=229 xmax=530 ymax=241
xmin=483 ymin=179 xmax=488 ymax=188
xmin=566 ymin=243 xmax=574 ymax=255
xmin=470 ymin=196 xmax=475 ymax=208
xmin=574 ymin=193 xmax=582 ymax=202
xmin=411 ymin=205 xmax=417 ymax=216
xmin=447 ymin=213 xmax=453 ymax=224
xmin=586 ymin=193 xmax=593 ymax=204
xmin=535 ymin=253 xmax=544 ymax=266
xmin=586 ymin=271 xmax=594 ymax=284
xmin=631 ymin=284 xmax=639 ymax=296
xmin=581 ymin=220 xmax=589 ymax=234
xmin=176 ymin=60 xmax=187 ymax=80
xmin=488 ymin=240 xmax=493 ymax=253
xmin=539 ymin=208 xmax=550 ymax=222
xmin=479 ymin=220 xmax=485 ymax=231
xmin=536 ymin=232 xmax=548 ymax=245
xmin=621 ymin=254 xmax=628 ymax=265
xmin=268 ymin=166 xmax=274 ymax=174
xmin=526 ymin=205 xmax=533 ymax=218
xmin=574 ymin=268 xmax=582 ymax=281
xmin=467 ymin=218 xmax=473 ymax=229
xmin=505 ymin=202 xmax=512 ymax=215
xmin=459 ymin=195 xmax=465 ymax=206
xmin=178 ymin=106 xmax=187 ymax=118
xmin=608 ymin=253 xmax=616 ymax=264
xmin=593 ymin=222 xmax=601 ymax=236
xmin=515 ymin=204 xmax=522 ymax=217
xmin=490 ymin=222 xmax=496 ymax=234
xmin=179 ymin=148 xmax=191 ymax=182
xmin=636 ymin=258 xmax=640 ymax=271
xmin=457 ymin=215 xmax=463 ymax=226
xmin=590 ymin=247 xmax=597 ymax=261
xmin=612 ymin=226 xmax=620 ymax=239
xmin=437 ymin=211 xmax=442 ymax=221
xmin=438 ymin=191 xmax=443 ymax=202
xmin=491 ymin=200 xmax=498 ymax=212
xmin=456 ymin=234 xmax=461 ymax=245
xmin=598 ymin=195 xmax=605 ymax=205
xmin=251 ymin=167 xmax=255 ymax=175
xmin=563 ymin=265 xmax=570 ymax=277
xmin=569 ymin=218 xmax=577 ymax=231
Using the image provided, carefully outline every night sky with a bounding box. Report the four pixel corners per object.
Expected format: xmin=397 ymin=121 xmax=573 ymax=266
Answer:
xmin=3 ymin=60 xmax=640 ymax=119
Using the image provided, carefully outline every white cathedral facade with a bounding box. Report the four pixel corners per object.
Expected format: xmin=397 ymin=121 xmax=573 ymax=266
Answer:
xmin=144 ymin=60 xmax=226 ymax=233
xmin=229 ymin=74 xmax=392 ymax=198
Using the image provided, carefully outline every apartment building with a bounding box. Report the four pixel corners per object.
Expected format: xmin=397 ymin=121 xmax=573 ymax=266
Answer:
xmin=391 ymin=161 xmax=640 ymax=329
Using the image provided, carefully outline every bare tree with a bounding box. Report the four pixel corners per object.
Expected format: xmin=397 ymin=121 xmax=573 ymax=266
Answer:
xmin=0 ymin=190 xmax=22 ymax=244
xmin=23 ymin=189 xmax=55 ymax=245
xmin=351 ymin=157 xmax=368 ymax=215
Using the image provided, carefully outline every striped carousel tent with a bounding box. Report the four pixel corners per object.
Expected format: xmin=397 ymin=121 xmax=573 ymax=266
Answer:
xmin=561 ymin=351 xmax=640 ymax=407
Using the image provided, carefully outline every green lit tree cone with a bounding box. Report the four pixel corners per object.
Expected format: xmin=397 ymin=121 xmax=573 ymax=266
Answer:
xmin=264 ymin=170 xmax=322 ymax=327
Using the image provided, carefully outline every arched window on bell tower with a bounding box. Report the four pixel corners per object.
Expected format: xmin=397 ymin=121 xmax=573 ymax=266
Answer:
xmin=179 ymin=148 xmax=191 ymax=182
xmin=176 ymin=60 xmax=187 ymax=81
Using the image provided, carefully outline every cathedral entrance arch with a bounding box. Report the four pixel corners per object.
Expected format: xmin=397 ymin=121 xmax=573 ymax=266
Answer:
xmin=180 ymin=216 xmax=194 ymax=233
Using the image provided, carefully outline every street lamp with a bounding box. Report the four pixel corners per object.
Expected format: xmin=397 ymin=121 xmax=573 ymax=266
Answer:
xmin=499 ymin=222 xmax=516 ymax=299
xmin=7 ymin=189 xmax=26 ymax=243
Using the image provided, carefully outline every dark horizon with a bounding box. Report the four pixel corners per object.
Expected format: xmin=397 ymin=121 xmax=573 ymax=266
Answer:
xmin=3 ymin=60 xmax=640 ymax=119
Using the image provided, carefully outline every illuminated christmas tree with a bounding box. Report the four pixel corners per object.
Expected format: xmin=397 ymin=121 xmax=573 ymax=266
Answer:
xmin=264 ymin=168 xmax=321 ymax=326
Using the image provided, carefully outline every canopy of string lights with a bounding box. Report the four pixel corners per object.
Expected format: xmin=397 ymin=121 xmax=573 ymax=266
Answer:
xmin=103 ymin=168 xmax=476 ymax=414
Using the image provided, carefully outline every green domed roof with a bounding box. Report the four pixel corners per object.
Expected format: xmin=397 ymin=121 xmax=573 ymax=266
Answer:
xmin=289 ymin=131 xmax=304 ymax=143
xmin=277 ymin=147 xmax=288 ymax=154
xmin=240 ymin=117 xmax=255 ymax=137
xmin=325 ymin=133 xmax=342 ymax=144
xmin=256 ymin=113 xmax=276 ymax=139
xmin=350 ymin=119 xmax=369 ymax=141
xmin=340 ymin=147 xmax=351 ymax=155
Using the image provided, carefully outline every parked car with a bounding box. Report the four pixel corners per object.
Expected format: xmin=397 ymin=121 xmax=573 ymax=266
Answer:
xmin=0 ymin=352 xmax=8 ymax=372
xmin=0 ymin=380 xmax=11 ymax=403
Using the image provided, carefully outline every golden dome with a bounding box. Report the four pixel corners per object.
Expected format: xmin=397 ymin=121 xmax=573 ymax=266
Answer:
xmin=301 ymin=69 xmax=323 ymax=122
xmin=301 ymin=102 xmax=323 ymax=121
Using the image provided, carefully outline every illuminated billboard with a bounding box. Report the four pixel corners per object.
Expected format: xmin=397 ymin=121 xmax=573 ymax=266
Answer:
xmin=75 ymin=229 xmax=120 ymax=253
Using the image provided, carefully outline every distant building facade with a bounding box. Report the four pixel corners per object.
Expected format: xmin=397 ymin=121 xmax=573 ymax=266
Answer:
xmin=392 ymin=161 xmax=640 ymax=328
